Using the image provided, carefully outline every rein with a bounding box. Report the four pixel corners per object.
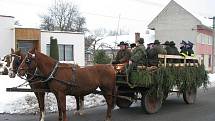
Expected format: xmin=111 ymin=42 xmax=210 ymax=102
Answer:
xmin=18 ymin=51 xmax=78 ymax=87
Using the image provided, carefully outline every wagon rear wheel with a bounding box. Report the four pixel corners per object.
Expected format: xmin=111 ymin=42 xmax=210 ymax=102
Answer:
xmin=142 ymin=90 xmax=163 ymax=114
xmin=183 ymin=87 xmax=197 ymax=104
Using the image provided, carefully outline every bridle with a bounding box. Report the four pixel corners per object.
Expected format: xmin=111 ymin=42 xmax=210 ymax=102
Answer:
xmin=10 ymin=54 xmax=22 ymax=73
xmin=17 ymin=51 xmax=77 ymax=87
xmin=17 ymin=52 xmax=40 ymax=81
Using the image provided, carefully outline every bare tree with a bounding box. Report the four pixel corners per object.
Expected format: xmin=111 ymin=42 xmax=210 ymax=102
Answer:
xmin=40 ymin=0 xmax=86 ymax=32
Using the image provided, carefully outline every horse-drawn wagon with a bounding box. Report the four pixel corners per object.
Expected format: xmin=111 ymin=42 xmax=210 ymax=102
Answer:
xmin=113 ymin=54 xmax=208 ymax=114
xmin=5 ymin=49 xmax=209 ymax=121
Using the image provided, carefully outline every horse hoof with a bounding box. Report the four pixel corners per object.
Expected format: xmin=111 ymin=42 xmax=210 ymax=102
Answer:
xmin=74 ymin=111 xmax=84 ymax=116
xmin=104 ymin=118 xmax=112 ymax=121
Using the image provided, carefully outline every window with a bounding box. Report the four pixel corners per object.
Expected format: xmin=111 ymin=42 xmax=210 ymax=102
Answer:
xmin=209 ymin=36 xmax=212 ymax=45
xmin=18 ymin=41 xmax=34 ymax=54
xmin=46 ymin=44 xmax=74 ymax=61
xmin=46 ymin=45 xmax=50 ymax=56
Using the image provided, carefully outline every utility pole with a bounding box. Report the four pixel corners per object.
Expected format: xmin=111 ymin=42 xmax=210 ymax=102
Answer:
xmin=209 ymin=16 xmax=215 ymax=73
xmin=115 ymin=14 xmax=121 ymax=42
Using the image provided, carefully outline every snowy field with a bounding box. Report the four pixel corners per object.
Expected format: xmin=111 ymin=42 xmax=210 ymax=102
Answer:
xmin=0 ymin=74 xmax=215 ymax=114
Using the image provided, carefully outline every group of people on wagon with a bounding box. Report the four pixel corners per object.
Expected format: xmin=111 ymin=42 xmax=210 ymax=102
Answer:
xmin=112 ymin=38 xmax=195 ymax=68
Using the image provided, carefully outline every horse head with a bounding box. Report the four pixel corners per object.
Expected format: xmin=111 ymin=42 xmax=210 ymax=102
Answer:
xmin=8 ymin=48 xmax=25 ymax=78
xmin=17 ymin=48 xmax=37 ymax=78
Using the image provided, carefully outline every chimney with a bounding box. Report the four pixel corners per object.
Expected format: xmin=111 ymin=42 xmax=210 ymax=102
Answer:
xmin=135 ymin=32 xmax=140 ymax=44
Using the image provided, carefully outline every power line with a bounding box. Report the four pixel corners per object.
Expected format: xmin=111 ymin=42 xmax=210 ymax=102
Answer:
xmin=82 ymin=11 xmax=146 ymax=22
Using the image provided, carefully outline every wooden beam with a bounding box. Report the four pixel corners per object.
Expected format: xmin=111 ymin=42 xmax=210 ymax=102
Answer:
xmin=6 ymin=88 xmax=50 ymax=92
xmin=158 ymin=54 xmax=197 ymax=60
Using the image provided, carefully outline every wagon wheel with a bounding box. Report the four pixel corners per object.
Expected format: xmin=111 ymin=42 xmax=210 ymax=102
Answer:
xmin=183 ymin=87 xmax=197 ymax=104
xmin=116 ymin=86 xmax=134 ymax=108
xmin=116 ymin=92 xmax=134 ymax=108
xmin=163 ymin=90 xmax=169 ymax=102
xmin=142 ymin=90 xmax=163 ymax=114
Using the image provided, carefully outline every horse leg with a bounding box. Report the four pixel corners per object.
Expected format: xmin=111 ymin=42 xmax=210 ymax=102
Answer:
xmin=103 ymin=92 xmax=113 ymax=121
xmin=55 ymin=93 xmax=63 ymax=121
xmin=34 ymin=92 xmax=45 ymax=121
xmin=74 ymin=96 xmax=84 ymax=116
xmin=74 ymin=96 xmax=80 ymax=115
xmin=57 ymin=92 xmax=68 ymax=121
xmin=79 ymin=96 xmax=84 ymax=115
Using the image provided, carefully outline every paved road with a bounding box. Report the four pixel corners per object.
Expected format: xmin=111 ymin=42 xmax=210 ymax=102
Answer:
xmin=1 ymin=87 xmax=215 ymax=121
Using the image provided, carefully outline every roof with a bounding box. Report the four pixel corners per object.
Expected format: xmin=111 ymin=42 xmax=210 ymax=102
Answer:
xmin=0 ymin=15 xmax=14 ymax=18
xmin=41 ymin=30 xmax=84 ymax=34
xmin=94 ymin=33 xmax=155 ymax=50
xmin=148 ymin=0 xmax=212 ymax=29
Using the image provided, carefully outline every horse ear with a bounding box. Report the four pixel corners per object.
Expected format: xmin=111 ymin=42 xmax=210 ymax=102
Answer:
xmin=11 ymin=48 xmax=14 ymax=53
xmin=32 ymin=54 xmax=36 ymax=58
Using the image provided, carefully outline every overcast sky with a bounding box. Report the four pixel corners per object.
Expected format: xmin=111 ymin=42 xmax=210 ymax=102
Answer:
xmin=0 ymin=0 xmax=214 ymax=34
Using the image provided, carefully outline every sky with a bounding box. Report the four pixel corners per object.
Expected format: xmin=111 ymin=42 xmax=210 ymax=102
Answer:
xmin=0 ymin=0 xmax=214 ymax=34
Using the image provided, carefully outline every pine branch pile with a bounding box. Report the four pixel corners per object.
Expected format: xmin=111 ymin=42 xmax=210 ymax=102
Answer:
xmin=130 ymin=64 xmax=209 ymax=92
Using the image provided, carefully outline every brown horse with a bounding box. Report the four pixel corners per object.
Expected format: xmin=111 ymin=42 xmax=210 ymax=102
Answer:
xmin=8 ymin=49 xmax=85 ymax=121
xmin=8 ymin=49 xmax=47 ymax=121
xmin=17 ymin=48 xmax=116 ymax=121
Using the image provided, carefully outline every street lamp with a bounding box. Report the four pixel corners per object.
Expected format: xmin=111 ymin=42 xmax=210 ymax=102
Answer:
xmin=209 ymin=17 xmax=215 ymax=73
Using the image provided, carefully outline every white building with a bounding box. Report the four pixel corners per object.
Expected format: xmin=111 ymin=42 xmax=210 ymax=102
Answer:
xmin=0 ymin=15 xmax=15 ymax=59
xmin=41 ymin=31 xmax=85 ymax=66
xmin=0 ymin=15 xmax=85 ymax=66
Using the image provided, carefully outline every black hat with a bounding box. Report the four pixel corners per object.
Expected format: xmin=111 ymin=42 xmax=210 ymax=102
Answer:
xmin=117 ymin=41 xmax=126 ymax=46
xmin=154 ymin=40 xmax=160 ymax=45
xmin=188 ymin=41 xmax=194 ymax=46
xmin=130 ymin=43 xmax=136 ymax=48
xmin=138 ymin=38 xmax=144 ymax=44
xmin=180 ymin=40 xmax=187 ymax=45
xmin=169 ymin=41 xmax=175 ymax=45
xmin=162 ymin=41 xmax=170 ymax=45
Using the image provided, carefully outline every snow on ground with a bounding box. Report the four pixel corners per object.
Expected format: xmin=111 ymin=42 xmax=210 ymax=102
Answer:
xmin=0 ymin=73 xmax=215 ymax=114
xmin=0 ymin=75 xmax=105 ymax=114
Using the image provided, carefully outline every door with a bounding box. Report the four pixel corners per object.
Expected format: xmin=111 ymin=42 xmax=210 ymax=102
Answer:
xmin=17 ymin=41 xmax=34 ymax=54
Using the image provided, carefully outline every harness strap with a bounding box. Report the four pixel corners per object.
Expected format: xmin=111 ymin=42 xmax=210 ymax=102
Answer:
xmin=42 ymin=62 xmax=59 ymax=83
xmin=72 ymin=64 xmax=77 ymax=83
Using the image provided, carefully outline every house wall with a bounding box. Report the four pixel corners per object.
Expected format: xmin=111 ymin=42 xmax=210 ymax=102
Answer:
xmin=148 ymin=0 xmax=201 ymax=50
xmin=41 ymin=31 xmax=85 ymax=66
xmin=0 ymin=15 xmax=14 ymax=58
xmin=148 ymin=0 xmax=213 ymax=72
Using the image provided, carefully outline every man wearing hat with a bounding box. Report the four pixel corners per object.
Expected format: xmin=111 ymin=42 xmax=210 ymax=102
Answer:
xmin=129 ymin=38 xmax=147 ymax=65
xmin=162 ymin=41 xmax=171 ymax=54
xmin=187 ymin=41 xmax=194 ymax=57
xmin=112 ymin=41 xmax=131 ymax=64
xmin=168 ymin=41 xmax=179 ymax=55
xmin=179 ymin=40 xmax=188 ymax=56
xmin=148 ymin=40 xmax=167 ymax=66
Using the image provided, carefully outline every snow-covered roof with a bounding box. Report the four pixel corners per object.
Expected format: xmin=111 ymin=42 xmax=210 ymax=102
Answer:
xmin=95 ymin=33 xmax=155 ymax=50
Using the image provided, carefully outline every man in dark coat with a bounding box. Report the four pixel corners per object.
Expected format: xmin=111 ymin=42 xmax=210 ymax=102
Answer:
xmin=148 ymin=40 xmax=167 ymax=66
xmin=187 ymin=41 xmax=194 ymax=57
xmin=162 ymin=41 xmax=171 ymax=54
xmin=112 ymin=41 xmax=131 ymax=64
xmin=180 ymin=40 xmax=188 ymax=57
xmin=129 ymin=38 xmax=147 ymax=65
xmin=168 ymin=41 xmax=180 ymax=55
